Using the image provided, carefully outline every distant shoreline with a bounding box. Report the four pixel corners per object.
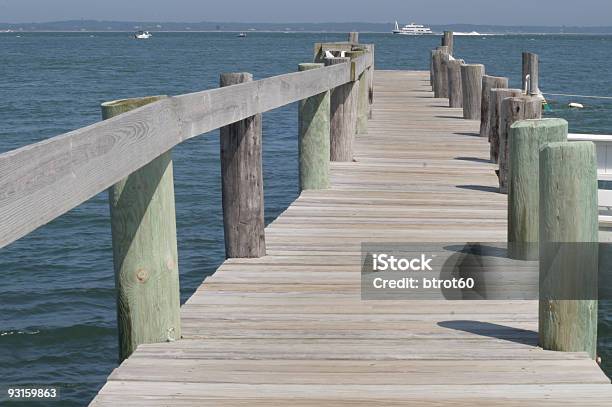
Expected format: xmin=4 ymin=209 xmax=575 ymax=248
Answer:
xmin=2 ymin=20 xmax=612 ymax=34
xmin=3 ymin=30 xmax=612 ymax=35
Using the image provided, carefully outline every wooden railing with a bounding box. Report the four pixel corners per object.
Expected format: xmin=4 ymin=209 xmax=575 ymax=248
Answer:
xmin=0 ymin=36 xmax=374 ymax=360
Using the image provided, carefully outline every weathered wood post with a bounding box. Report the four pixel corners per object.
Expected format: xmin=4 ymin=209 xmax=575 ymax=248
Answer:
xmin=346 ymin=50 xmax=368 ymax=135
xmin=442 ymin=31 xmax=454 ymax=55
xmin=366 ymin=44 xmax=375 ymax=118
xmin=298 ymin=63 xmax=331 ymax=191
xmin=219 ymin=72 xmax=266 ymax=258
xmin=460 ymin=64 xmax=485 ymax=120
xmin=498 ymin=95 xmax=542 ymax=193
xmin=447 ymin=59 xmax=465 ymax=108
xmin=480 ymin=75 xmax=509 ymax=138
xmin=430 ymin=49 xmax=436 ymax=87
xmin=348 ymin=32 xmax=359 ymax=44
xmin=508 ymin=119 xmax=568 ymax=260
xmin=522 ymin=52 xmax=540 ymax=94
xmin=539 ymin=141 xmax=598 ymax=359
xmin=488 ymin=88 xmax=523 ymax=163
xmin=101 ymin=96 xmax=181 ymax=361
xmin=432 ymin=47 xmax=449 ymax=98
xmin=325 ymin=57 xmax=358 ymax=162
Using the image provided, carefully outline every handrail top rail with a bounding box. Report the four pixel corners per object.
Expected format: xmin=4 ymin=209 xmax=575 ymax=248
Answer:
xmin=0 ymin=51 xmax=373 ymax=249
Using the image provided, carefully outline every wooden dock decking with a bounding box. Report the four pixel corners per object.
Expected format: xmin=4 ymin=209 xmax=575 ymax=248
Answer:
xmin=90 ymin=71 xmax=612 ymax=406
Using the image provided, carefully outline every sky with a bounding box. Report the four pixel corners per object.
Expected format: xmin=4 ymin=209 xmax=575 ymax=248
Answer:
xmin=1 ymin=0 xmax=611 ymax=26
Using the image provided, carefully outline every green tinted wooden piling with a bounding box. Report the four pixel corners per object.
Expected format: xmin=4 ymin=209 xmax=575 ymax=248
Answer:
xmin=101 ymin=96 xmax=181 ymax=361
xmin=298 ymin=63 xmax=331 ymax=191
xmin=539 ymin=141 xmax=598 ymax=359
xmin=508 ymin=119 xmax=568 ymax=260
xmin=346 ymin=50 xmax=369 ymax=135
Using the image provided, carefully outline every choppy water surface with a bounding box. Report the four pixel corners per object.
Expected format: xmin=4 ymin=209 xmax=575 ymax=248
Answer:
xmin=1 ymin=32 xmax=611 ymax=405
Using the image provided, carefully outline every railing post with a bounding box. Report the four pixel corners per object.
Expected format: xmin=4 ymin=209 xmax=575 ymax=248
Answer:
xmin=508 ymin=119 xmax=568 ymax=260
xmin=219 ymin=72 xmax=266 ymax=258
xmin=298 ymin=63 xmax=331 ymax=191
xmin=447 ymin=59 xmax=465 ymax=108
xmin=348 ymin=32 xmax=359 ymax=44
xmin=488 ymin=88 xmax=523 ymax=163
xmin=100 ymin=96 xmax=181 ymax=361
xmin=498 ymin=95 xmax=542 ymax=193
xmin=539 ymin=141 xmax=598 ymax=359
xmin=460 ymin=64 xmax=485 ymax=120
xmin=480 ymin=75 xmax=509 ymax=138
xmin=325 ymin=57 xmax=357 ymax=161
xmin=522 ymin=52 xmax=540 ymax=94
xmin=442 ymin=31 xmax=454 ymax=55
xmin=345 ymin=50 xmax=369 ymax=135
xmin=432 ymin=46 xmax=449 ymax=98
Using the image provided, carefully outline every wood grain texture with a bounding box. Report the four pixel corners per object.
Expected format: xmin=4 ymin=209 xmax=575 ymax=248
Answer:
xmin=539 ymin=141 xmax=599 ymax=359
xmin=442 ymin=31 xmax=454 ymax=55
xmin=91 ymin=71 xmax=611 ymax=406
xmin=522 ymin=52 xmax=540 ymax=94
xmin=326 ymin=58 xmax=358 ymax=162
xmin=298 ymin=63 xmax=331 ymax=191
xmin=460 ymin=64 xmax=485 ymax=120
xmin=498 ymin=96 xmax=542 ymax=193
xmin=102 ymin=97 xmax=181 ymax=361
xmin=432 ymin=48 xmax=449 ymax=98
xmin=346 ymin=50 xmax=369 ymax=135
xmin=480 ymin=76 xmax=509 ymax=138
xmin=508 ymin=119 xmax=568 ymax=260
xmin=488 ymin=88 xmax=523 ymax=163
xmin=0 ymin=56 xmax=373 ymax=250
xmin=220 ymin=73 xmax=266 ymax=258
xmin=448 ymin=59 xmax=465 ymax=108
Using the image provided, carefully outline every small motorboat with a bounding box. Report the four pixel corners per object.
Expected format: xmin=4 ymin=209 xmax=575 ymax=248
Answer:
xmin=569 ymin=102 xmax=584 ymax=109
xmin=134 ymin=31 xmax=152 ymax=39
xmin=238 ymin=32 xmax=247 ymax=38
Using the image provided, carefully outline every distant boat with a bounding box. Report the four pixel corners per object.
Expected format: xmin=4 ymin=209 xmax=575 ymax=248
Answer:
xmin=134 ymin=31 xmax=152 ymax=39
xmin=238 ymin=32 xmax=247 ymax=38
xmin=393 ymin=21 xmax=434 ymax=35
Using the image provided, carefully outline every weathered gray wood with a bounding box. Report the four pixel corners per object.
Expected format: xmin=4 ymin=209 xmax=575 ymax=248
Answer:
xmin=326 ymin=57 xmax=358 ymax=162
xmin=498 ymin=96 xmax=542 ymax=193
xmin=432 ymin=48 xmax=449 ymax=98
xmin=430 ymin=50 xmax=436 ymax=87
xmin=508 ymin=119 xmax=568 ymax=260
xmin=101 ymin=96 xmax=181 ymax=362
xmin=460 ymin=64 xmax=485 ymax=120
xmin=522 ymin=52 xmax=540 ymax=94
xmin=346 ymin=50 xmax=368 ymax=135
xmin=480 ymin=76 xmax=509 ymax=138
xmin=348 ymin=32 xmax=359 ymax=44
xmin=0 ymin=52 xmax=373 ymax=250
xmin=220 ymin=73 xmax=266 ymax=259
xmin=488 ymin=88 xmax=523 ymax=163
xmin=447 ymin=59 xmax=465 ymax=108
xmin=442 ymin=31 xmax=454 ymax=55
xmin=91 ymin=72 xmax=612 ymax=407
xmin=539 ymin=141 xmax=598 ymax=359
xmin=298 ymin=63 xmax=331 ymax=191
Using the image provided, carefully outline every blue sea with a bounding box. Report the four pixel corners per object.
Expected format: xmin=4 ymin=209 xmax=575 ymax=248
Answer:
xmin=1 ymin=32 xmax=611 ymax=405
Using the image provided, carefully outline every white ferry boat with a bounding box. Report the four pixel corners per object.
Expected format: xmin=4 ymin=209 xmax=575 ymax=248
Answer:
xmin=392 ymin=21 xmax=434 ymax=35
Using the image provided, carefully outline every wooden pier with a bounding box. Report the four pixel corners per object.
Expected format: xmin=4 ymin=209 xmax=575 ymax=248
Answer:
xmin=2 ymin=34 xmax=611 ymax=405
xmin=89 ymin=71 xmax=612 ymax=405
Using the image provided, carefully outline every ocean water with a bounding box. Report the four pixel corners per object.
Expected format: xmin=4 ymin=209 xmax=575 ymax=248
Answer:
xmin=1 ymin=32 xmax=611 ymax=405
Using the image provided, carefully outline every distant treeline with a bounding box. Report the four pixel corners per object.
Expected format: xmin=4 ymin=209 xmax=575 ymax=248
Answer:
xmin=2 ymin=20 xmax=612 ymax=34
